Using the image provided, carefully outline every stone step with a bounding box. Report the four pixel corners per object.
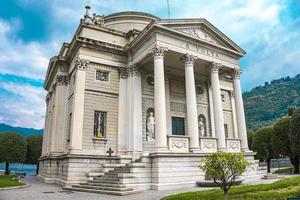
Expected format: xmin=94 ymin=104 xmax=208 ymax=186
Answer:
xmin=64 ymin=187 xmax=142 ymax=196
xmin=73 ymin=184 xmax=133 ymax=192
xmin=84 ymin=182 xmax=126 ymax=188
xmin=126 ymin=162 xmax=146 ymax=168
xmin=87 ymin=172 xmax=105 ymax=177
xmin=102 ymin=163 xmax=126 ymax=168
xmin=89 ymin=179 xmax=121 ymax=184
xmin=94 ymin=176 xmax=120 ymax=181
xmin=105 ymin=172 xmax=135 ymax=178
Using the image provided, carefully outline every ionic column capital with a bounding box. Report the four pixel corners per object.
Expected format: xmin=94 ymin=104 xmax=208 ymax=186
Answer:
xmin=151 ymin=45 xmax=168 ymax=58
xmin=56 ymin=74 xmax=69 ymax=85
xmin=181 ymin=53 xmax=197 ymax=65
xmin=128 ymin=65 xmax=141 ymax=76
xmin=232 ymin=68 xmax=242 ymax=79
xmin=209 ymin=62 xmax=222 ymax=72
xmin=74 ymin=58 xmax=89 ymax=70
xmin=119 ymin=67 xmax=129 ymax=79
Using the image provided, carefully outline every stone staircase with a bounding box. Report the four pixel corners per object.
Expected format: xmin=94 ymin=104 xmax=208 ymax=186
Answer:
xmin=64 ymin=162 xmax=144 ymax=195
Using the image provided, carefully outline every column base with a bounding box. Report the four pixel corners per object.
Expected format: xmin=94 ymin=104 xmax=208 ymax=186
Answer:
xmin=189 ymin=148 xmax=202 ymax=153
xmin=154 ymin=146 xmax=169 ymax=153
xmin=217 ymin=148 xmax=227 ymax=152
xmin=242 ymin=148 xmax=252 ymax=153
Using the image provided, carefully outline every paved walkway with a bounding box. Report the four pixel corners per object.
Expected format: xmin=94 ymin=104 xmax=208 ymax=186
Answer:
xmin=0 ymin=174 xmax=299 ymax=200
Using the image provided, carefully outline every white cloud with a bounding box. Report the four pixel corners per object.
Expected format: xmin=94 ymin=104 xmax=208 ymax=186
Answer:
xmin=0 ymin=18 xmax=60 ymax=81
xmin=0 ymin=0 xmax=299 ymax=129
xmin=0 ymin=82 xmax=46 ymax=129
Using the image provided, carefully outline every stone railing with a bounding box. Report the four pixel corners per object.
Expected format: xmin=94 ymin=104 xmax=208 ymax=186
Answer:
xmin=168 ymin=135 xmax=189 ymax=153
xmin=226 ymin=138 xmax=241 ymax=152
xmin=200 ymin=137 xmax=217 ymax=153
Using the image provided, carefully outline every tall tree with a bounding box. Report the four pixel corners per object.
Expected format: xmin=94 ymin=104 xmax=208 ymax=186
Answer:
xmin=26 ymin=135 xmax=42 ymax=164
xmin=252 ymin=126 xmax=274 ymax=173
xmin=289 ymin=109 xmax=300 ymax=174
xmin=0 ymin=132 xmax=27 ymax=175
xmin=247 ymin=130 xmax=255 ymax=150
xmin=272 ymin=117 xmax=291 ymax=157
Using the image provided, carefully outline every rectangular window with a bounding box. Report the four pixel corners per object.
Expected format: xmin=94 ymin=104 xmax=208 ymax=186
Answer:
xmin=94 ymin=111 xmax=107 ymax=138
xmin=172 ymin=117 xmax=185 ymax=135
xmin=96 ymin=70 xmax=109 ymax=81
xmin=224 ymin=124 xmax=229 ymax=138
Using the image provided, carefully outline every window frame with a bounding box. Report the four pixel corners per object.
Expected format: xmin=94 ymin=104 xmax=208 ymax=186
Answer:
xmin=94 ymin=111 xmax=107 ymax=138
xmin=172 ymin=116 xmax=185 ymax=136
xmin=95 ymin=70 xmax=110 ymax=82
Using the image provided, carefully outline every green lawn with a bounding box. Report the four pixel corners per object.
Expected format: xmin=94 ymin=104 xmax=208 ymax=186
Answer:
xmin=0 ymin=175 xmax=25 ymax=188
xmin=162 ymin=176 xmax=300 ymax=200
xmin=274 ymin=167 xmax=294 ymax=174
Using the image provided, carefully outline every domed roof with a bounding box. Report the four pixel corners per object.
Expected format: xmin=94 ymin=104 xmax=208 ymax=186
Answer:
xmin=104 ymin=11 xmax=160 ymax=32
xmin=104 ymin=11 xmax=160 ymax=21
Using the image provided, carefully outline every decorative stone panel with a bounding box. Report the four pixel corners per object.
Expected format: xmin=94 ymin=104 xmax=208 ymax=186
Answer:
xmin=200 ymin=138 xmax=217 ymax=153
xmin=168 ymin=135 xmax=189 ymax=153
xmin=226 ymin=139 xmax=241 ymax=152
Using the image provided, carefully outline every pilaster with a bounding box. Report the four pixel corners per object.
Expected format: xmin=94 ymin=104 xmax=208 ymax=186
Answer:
xmin=69 ymin=58 xmax=89 ymax=153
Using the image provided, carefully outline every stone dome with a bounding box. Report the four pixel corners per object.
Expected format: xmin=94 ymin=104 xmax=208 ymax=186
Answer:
xmin=104 ymin=11 xmax=160 ymax=33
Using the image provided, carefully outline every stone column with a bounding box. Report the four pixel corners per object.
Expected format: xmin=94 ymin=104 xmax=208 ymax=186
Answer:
xmin=117 ymin=67 xmax=129 ymax=153
xmin=52 ymin=73 xmax=68 ymax=153
xmin=230 ymin=91 xmax=238 ymax=138
xmin=152 ymin=45 xmax=168 ymax=151
xmin=210 ymin=62 xmax=226 ymax=151
xmin=128 ymin=65 xmax=143 ymax=152
xmin=232 ymin=68 xmax=249 ymax=151
xmin=42 ymin=95 xmax=50 ymax=156
xmin=208 ymin=85 xmax=215 ymax=137
xmin=69 ymin=58 xmax=88 ymax=153
xmin=182 ymin=54 xmax=200 ymax=151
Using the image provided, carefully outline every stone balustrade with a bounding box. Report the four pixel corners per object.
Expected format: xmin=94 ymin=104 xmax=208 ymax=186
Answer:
xmin=226 ymin=138 xmax=241 ymax=152
xmin=168 ymin=135 xmax=189 ymax=153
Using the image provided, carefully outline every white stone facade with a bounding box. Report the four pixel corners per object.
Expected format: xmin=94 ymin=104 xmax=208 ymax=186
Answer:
xmin=39 ymin=11 xmax=256 ymax=191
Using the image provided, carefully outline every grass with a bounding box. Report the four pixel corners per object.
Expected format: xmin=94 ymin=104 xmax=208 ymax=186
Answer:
xmin=274 ymin=167 xmax=294 ymax=174
xmin=162 ymin=176 xmax=300 ymax=200
xmin=0 ymin=175 xmax=25 ymax=188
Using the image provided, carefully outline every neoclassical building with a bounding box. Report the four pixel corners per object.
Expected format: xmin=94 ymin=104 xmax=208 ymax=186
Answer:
xmin=39 ymin=8 xmax=257 ymax=195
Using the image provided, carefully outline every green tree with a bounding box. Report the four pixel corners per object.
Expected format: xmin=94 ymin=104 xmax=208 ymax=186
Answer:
xmin=252 ymin=126 xmax=274 ymax=173
xmin=247 ymin=130 xmax=255 ymax=150
xmin=26 ymin=135 xmax=42 ymax=164
xmin=272 ymin=117 xmax=291 ymax=157
xmin=199 ymin=152 xmax=251 ymax=194
xmin=289 ymin=109 xmax=300 ymax=174
xmin=0 ymin=132 xmax=27 ymax=175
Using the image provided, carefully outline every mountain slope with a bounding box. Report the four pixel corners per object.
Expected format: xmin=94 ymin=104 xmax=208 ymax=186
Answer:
xmin=0 ymin=123 xmax=43 ymax=138
xmin=243 ymin=74 xmax=300 ymax=131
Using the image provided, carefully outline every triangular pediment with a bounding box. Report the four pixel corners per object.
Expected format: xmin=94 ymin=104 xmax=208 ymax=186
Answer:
xmin=173 ymin=27 xmax=223 ymax=46
xmin=158 ymin=19 xmax=245 ymax=55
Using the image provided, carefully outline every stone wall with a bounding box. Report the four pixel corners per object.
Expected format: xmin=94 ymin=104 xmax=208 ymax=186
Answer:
xmin=81 ymin=63 xmax=119 ymax=155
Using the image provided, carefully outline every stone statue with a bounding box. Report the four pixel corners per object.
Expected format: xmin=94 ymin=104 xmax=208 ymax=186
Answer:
xmin=198 ymin=117 xmax=205 ymax=137
xmin=146 ymin=112 xmax=155 ymax=141
xmin=92 ymin=13 xmax=105 ymax=27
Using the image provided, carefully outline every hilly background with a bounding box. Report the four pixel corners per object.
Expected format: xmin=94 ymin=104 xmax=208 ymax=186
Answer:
xmin=244 ymin=74 xmax=300 ymax=131
xmin=0 ymin=123 xmax=43 ymax=137
xmin=0 ymin=74 xmax=299 ymax=136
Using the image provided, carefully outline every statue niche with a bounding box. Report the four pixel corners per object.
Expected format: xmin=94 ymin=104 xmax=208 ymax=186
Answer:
xmin=146 ymin=108 xmax=155 ymax=141
xmin=198 ymin=114 xmax=207 ymax=137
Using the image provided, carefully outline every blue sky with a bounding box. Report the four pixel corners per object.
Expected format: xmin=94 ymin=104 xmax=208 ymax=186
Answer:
xmin=0 ymin=0 xmax=299 ymax=129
